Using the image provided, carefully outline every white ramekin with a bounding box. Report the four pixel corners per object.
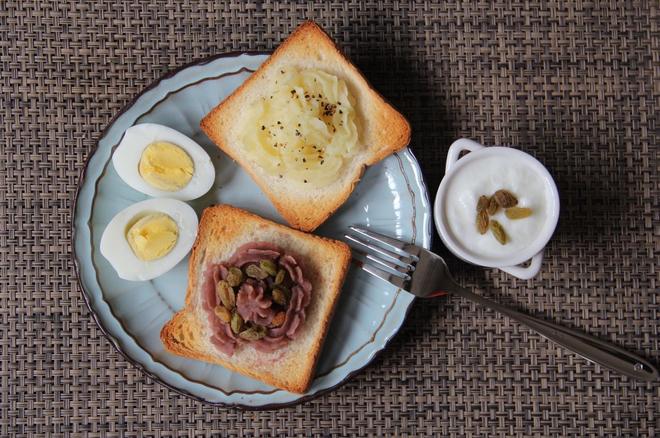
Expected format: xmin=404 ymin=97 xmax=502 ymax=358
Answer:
xmin=433 ymin=139 xmax=560 ymax=280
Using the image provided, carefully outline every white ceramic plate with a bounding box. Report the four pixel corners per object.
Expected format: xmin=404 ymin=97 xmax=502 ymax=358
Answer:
xmin=72 ymin=52 xmax=432 ymax=409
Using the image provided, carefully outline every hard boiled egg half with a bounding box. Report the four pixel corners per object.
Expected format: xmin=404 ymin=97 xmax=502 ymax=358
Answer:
xmin=113 ymin=123 xmax=215 ymax=201
xmin=100 ymin=198 xmax=198 ymax=281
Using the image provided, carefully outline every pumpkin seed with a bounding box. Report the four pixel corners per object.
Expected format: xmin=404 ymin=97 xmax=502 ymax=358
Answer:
xmin=230 ymin=311 xmax=244 ymax=334
xmin=271 ymin=311 xmax=286 ymax=327
xmin=505 ymin=207 xmax=533 ymax=219
xmin=214 ymin=305 xmax=232 ymax=323
xmin=487 ymin=196 xmax=499 ymax=215
xmin=494 ymin=189 xmax=518 ymax=208
xmin=274 ymin=268 xmax=287 ymax=285
xmin=239 ymin=325 xmax=267 ymax=341
xmin=245 ymin=264 xmax=268 ymax=280
xmin=476 ymin=209 xmax=489 ymax=234
xmin=476 ymin=195 xmax=489 ymax=213
xmin=226 ymin=267 xmax=244 ymax=287
xmin=272 ymin=286 xmax=290 ymax=307
xmin=216 ymin=280 xmax=235 ymax=309
xmin=259 ymin=259 xmax=278 ymax=276
xmin=489 ymin=220 xmax=507 ymax=245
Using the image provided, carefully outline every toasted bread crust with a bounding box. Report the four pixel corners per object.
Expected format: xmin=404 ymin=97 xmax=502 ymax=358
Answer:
xmin=160 ymin=205 xmax=351 ymax=393
xmin=200 ymin=21 xmax=411 ymax=231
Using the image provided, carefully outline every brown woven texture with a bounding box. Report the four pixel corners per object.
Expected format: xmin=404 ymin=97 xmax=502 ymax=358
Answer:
xmin=1 ymin=0 xmax=659 ymax=436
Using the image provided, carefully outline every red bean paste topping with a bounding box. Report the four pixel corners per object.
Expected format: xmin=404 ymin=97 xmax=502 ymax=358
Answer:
xmin=201 ymin=242 xmax=312 ymax=355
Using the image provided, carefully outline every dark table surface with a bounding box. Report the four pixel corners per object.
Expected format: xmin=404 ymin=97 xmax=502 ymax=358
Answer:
xmin=2 ymin=1 xmax=658 ymax=436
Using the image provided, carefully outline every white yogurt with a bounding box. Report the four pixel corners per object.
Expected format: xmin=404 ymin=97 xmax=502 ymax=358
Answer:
xmin=441 ymin=155 xmax=552 ymax=261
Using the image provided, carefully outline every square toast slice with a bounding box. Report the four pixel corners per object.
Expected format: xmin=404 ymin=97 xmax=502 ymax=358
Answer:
xmin=200 ymin=21 xmax=411 ymax=231
xmin=160 ymin=204 xmax=351 ymax=393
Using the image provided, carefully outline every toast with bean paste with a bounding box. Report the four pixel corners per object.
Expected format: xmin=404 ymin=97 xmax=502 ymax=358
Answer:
xmin=160 ymin=204 xmax=351 ymax=393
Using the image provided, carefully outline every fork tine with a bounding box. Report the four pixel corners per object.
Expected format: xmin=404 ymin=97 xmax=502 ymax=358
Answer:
xmin=359 ymin=262 xmax=409 ymax=289
xmin=349 ymin=226 xmax=419 ymax=261
xmin=344 ymin=233 xmax=416 ymax=269
xmin=365 ymin=253 xmax=413 ymax=278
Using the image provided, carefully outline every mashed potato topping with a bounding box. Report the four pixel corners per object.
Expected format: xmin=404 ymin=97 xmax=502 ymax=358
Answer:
xmin=241 ymin=69 xmax=360 ymax=186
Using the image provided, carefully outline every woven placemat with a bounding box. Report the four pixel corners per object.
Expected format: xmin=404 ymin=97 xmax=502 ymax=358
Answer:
xmin=1 ymin=0 xmax=658 ymax=436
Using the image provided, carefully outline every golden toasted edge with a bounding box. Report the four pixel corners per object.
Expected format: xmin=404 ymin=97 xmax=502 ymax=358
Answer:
xmin=295 ymin=236 xmax=352 ymax=391
xmin=200 ymin=21 xmax=411 ymax=231
xmin=161 ymin=310 xmax=308 ymax=392
xmin=271 ymin=164 xmax=366 ymax=232
xmin=160 ymin=204 xmax=352 ymax=393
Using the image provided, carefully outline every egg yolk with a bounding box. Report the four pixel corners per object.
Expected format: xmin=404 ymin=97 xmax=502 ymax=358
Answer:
xmin=241 ymin=68 xmax=360 ymax=187
xmin=138 ymin=141 xmax=194 ymax=191
xmin=126 ymin=213 xmax=179 ymax=261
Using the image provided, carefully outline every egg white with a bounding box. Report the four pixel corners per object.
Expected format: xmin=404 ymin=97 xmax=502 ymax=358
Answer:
xmin=100 ymin=198 xmax=198 ymax=281
xmin=113 ymin=123 xmax=215 ymax=201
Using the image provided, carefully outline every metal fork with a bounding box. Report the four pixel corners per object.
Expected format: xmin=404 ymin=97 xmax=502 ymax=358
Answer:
xmin=345 ymin=226 xmax=659 ymax=382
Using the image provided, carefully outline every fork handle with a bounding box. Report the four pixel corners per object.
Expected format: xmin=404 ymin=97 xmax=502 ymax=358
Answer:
xmin=445 ymin=286 xmax=659 ymax=382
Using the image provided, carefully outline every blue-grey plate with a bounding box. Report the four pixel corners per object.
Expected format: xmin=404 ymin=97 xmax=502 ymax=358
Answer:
xmin=72 ymin=52 xmax=432 ymax=409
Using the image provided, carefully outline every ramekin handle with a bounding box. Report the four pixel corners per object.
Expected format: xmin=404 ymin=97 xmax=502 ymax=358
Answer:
xmin=445 ymin=139 xmax=484 ymax=173
xmin=500 ymin=250 xmax=544 ymax=280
